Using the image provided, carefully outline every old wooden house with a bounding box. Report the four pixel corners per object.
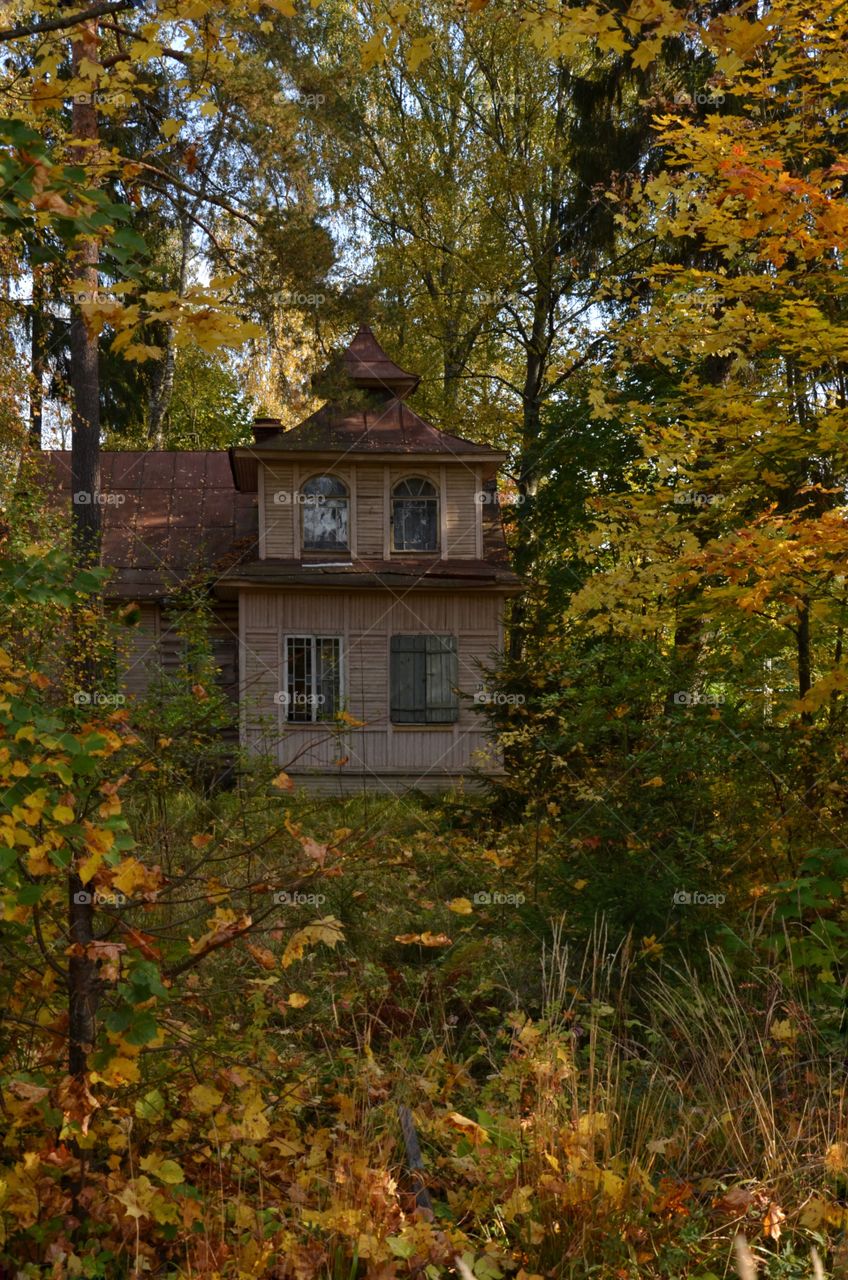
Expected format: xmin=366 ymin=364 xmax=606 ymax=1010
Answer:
xmin=47 ymin=327 xmax=520 ymax=791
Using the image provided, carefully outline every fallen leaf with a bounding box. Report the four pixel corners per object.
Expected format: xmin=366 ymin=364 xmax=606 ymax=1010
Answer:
xmin=763 ymin=1201 xmax=786 ymax=1241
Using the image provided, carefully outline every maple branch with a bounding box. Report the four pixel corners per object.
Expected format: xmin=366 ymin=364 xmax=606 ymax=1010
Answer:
xmin=0 ymin=0 xmax=141 ymax=43
xmin=134 ymin=161 xmax=261 ymax=230
xmin=163 ymin=897 xmax=288 ymax=981
xmin=101 ymin=21 xmax=194 ymax=64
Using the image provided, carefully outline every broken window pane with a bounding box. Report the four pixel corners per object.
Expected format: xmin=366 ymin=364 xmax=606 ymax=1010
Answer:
xmin=302 ymin=474 xmax=349 ymax=550
xmin=392 ymin=477 xmax=438 ymax=552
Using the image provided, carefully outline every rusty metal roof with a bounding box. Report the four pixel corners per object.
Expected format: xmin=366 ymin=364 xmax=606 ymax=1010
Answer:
xmin=41 ymin=451 xmax=258 ymax=596
xmin=229 ymin=401 xmax=504 ymax=491
xmin=341 ymin=324 xmax=420 ymax=397
xmin=219 ymin=557 xmax=521 ymax=591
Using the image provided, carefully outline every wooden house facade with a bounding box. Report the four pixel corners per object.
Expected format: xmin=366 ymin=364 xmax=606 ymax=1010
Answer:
xmin=46 ymin=327 xmax=521 ymax=792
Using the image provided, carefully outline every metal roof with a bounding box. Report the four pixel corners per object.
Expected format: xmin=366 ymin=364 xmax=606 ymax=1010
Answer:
xmin=41 ymin=451 xmax=258 ymax=595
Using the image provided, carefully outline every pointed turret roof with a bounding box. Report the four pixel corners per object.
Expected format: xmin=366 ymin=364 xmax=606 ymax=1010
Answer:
xmin=340 ymin=323 xmax=420 ymax=397
xmin=229 ymin=325 xmax=506 ymax=490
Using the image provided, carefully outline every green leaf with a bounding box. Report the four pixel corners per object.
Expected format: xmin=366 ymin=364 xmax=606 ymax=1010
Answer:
xmin=123 ymin=1012 xmax=159 ymax=1046
xmin=135 ymin=1088 xmax=166 ymax=1122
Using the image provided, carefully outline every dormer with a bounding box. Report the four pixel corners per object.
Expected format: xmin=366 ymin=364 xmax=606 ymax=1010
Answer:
xmin=229 ymin=326 xmax=510 ymax=572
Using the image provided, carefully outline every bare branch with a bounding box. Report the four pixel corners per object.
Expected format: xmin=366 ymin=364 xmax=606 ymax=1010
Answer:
xmin=0 ymin=0 xmax=141 ymax=43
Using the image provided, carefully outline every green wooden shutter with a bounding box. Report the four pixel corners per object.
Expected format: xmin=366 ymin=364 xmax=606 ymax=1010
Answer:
xmin=424 ymin=635 xmax=459 ymax=723
xmin=390 ymin=635 xmax=427 ymax=722
xmin=391 ymin=635 xmax=459 ymax=724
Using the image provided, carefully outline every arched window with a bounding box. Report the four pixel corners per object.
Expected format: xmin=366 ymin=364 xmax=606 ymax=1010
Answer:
xmin=391 ymin=477 xmax=439 ymax=552
xmin=302 ymin=474 xmax=349 ymax=550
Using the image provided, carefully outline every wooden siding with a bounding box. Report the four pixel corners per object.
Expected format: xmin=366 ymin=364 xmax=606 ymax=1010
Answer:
xmin=116 ymin=601 xmax=239 ymax=729
xmin=118 ymin=602 xmax=159 ymax=697
xmin=258 ymin=461 xmax=481 ymax=561
xmin=355 ymin=464 xmax=385 ymax=557
xmin=262 ymin=462 xmax=296 ymax=558
xmin=239 ymin=587 xmax=505 ymax=786
xmin=444 ymin=466 xmax=479 ymax=558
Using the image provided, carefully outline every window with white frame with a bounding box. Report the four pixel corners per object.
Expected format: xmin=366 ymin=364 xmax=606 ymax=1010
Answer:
xmin=284 ymin=635 xmax=343 ymax=722
xmin=391 ymin=477 xmax=439 ymax=552
xmin=302 ymin=474 xmax=349 ymax=550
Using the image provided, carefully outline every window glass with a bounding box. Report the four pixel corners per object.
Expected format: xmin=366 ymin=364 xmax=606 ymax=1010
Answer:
xmin=302 ymin=474 xmax=349 ymax=550
xmin=392 ymin=477 xmax=438 ymax=552
xmin=285 ymin=635 xmax=342 ymax=722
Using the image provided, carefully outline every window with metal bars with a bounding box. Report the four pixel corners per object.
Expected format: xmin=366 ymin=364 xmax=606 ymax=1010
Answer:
xmin=283 ymin=636 xmax=343 ymax=722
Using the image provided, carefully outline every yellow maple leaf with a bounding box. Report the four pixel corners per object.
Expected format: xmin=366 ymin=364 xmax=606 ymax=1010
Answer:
xmin=78 ymin=850 xmax=104 ymax=886
xmin=188 ymin=1083 xmax=223 ymax=1114
xmin=282 ymin=916 xmax=344 ymax=968
xmin=139 ymin=1153 xmax=185 ymax=1184
xmin=112 ymin=859 xmax=151 ymax=897
xmin=447 ymin=897 xmax=473 ymax=915
xmin=337 ymin=709 xmax=366 ymax=727
xmin=446 ymin=1111 xmax=490 ymax=1146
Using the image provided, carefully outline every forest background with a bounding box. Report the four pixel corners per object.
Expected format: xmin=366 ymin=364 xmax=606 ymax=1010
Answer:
xmin=1 ymin=0 xmax=848 ymax=1276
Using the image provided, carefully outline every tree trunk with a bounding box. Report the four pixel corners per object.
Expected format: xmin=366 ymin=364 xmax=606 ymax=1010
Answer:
xmin=67 ymin=17 xmax=102 ymax=1079
xmin=29 ymin=264 xmax=45 ymax=449
xmin=69 ymin=20 xmax=102 ymax=572
xmin=68 ymin=875 xmax=98 ymax=1075
xmin=797 ymin=595 xmax=812 ymax=704
xmin=147 ymin=213 xmax=188 ymax=444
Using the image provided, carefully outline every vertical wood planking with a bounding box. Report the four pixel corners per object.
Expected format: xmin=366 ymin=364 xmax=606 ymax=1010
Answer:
xmin=263 ymin=463 xmax=295 ymax=558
